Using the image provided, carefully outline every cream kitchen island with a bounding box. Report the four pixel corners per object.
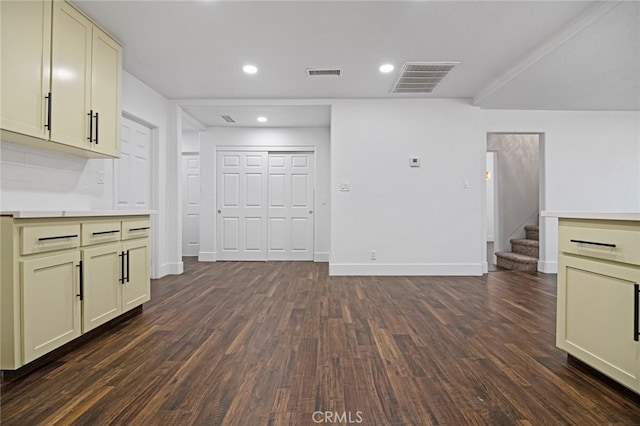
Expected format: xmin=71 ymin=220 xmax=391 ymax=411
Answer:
xmin=543 ymin=211 xmax=640 ymax=394
xmin=1 ymin=211 xmax=151 ymax=370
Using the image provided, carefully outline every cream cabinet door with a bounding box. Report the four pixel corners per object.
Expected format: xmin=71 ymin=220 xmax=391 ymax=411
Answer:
xmin=121 ymin=239 xmax=150 ymax=312
xmin=82 ymin=243 xmax=122 ymax=332
xmin=21 ymin=251 xmax=82 ymax=364
xmin=557 ymin=255 xmax=640 ymax=393
xmin=1 ymin=0 xmax=52 ymax=139
xmin=50 ymin=1 xmax=92 ymax=150
xmin=90 ymin=26 xmax=121 ymax=157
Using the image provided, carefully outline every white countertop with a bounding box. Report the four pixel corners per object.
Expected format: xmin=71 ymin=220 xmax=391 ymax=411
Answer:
xmin=1 ymin=210 xmax=156 ymax=218
xmin=541 ymin=211 xmax=640 ymax=221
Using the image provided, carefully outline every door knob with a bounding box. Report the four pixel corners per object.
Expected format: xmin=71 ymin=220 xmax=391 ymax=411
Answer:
xmin=217 ymin=210 xmax=221 ymax=214
xmin=309 ymin=210 xmax=313 ymax=214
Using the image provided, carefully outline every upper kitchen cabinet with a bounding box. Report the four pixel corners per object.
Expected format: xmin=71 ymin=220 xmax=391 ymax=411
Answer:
xmin=0 ymin=0 xmax=52 ymax=140
xmin=0 ymin=0 xmax=122 ymax=158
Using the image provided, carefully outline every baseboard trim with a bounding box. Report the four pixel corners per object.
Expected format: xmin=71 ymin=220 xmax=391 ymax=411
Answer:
xmin=198 ymin=252 xmax=216 ymax=262
xmin=538 ymin=260 xmax=557 ymax=274
xmin=329 ymin=263 xmax=484 ymax=276
xmin=157 ymin=262 xmax=184 ymax=278
xmin=314 ymin=252 xmax=329 ymax=262
xmin=482 ymin=261 xmax=488 ymax=274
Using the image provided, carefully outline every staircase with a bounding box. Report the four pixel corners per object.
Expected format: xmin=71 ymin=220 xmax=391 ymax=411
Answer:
xmin=495 ymin=224 xmax=539 ymax=272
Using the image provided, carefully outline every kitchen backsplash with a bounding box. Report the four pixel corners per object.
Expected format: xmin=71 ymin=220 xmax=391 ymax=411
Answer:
xmin=0 ymin=140 xmax=114 ymax=211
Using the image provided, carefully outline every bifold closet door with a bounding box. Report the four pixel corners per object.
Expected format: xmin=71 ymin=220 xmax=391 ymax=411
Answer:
xmin=216 ymin=151 xmax=268 ymax=260
xmin=267 ymin=153 xmax=314 ymax=260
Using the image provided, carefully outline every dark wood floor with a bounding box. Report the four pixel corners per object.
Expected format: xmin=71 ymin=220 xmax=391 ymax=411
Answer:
xmin=2 ymin=259 xmax=640 ymax=425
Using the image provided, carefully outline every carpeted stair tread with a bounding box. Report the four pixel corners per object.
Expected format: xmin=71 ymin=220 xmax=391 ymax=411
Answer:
xmin=524 ymin=224 xmax=539 ymax=241
xmin=495 ymin=251 xmax=538 ymax=264
xmin=510 ymin=238 xmax=539 ymax=247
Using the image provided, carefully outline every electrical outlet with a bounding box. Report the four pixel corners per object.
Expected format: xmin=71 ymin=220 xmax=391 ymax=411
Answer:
xmin=369 ymin=250 xmax=377 ymax=261
xmin=96 ymin=170 xmax=104 ymax=184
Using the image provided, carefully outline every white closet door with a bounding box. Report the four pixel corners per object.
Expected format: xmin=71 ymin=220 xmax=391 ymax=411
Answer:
xmin=216 ymin=151 xmax=268 ymax=260
xmin=268 ymin=153 xmax=315 ymax=260
xmin=116 ymin=117 xmax=150 ymax=209
xmin=182 ymin=154 xmax=200 ymax=257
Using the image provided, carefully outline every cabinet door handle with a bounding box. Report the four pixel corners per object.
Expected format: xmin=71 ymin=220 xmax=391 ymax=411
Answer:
xmin=129 ymin=227 xmax=150 ymax=232
xmin=45 ymin=92 xmax=52 ymax=131
xmin=635 ymin=284 xmax=639 ymax=342
xmin=87 ymin=110 xmax=93 ymax=142
xmin=92 ymin=230 xmax=120 ymax=236
xmin=569 ymin=239 xmax=616 ymax=248
xmin=119 ymin=251 xmax=126 ymax=284
xmin=94 ymin=112 xmax=99 ymax=145
xmin=126 ymin=250 xmax=130 ymax=283
xmin=38 ymin=234 xmax=78 ymax=241
xmin=76 ymin=261 xmax=83 ymax=300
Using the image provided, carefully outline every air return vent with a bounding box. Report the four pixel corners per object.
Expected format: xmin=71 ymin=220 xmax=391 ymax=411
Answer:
xmin=221 ymin=115 xmax=235 ymax=123
xmin=391 ymin=62 xmax=459 ymax=94
xmin=307 ymin=68 xmax=341 ymax=77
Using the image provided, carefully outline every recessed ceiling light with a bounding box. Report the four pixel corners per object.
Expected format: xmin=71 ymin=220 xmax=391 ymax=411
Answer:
xmin=379 ymin=64 xmax=394 ymax=73
xmin=243 ymin=65 xmax=258 ymax=74
xmin=257 ymin=116 xmax=267 ymax=123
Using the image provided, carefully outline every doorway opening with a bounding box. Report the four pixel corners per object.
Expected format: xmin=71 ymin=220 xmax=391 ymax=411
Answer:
xmin=486 ymin=133 xmax=542 ymax=272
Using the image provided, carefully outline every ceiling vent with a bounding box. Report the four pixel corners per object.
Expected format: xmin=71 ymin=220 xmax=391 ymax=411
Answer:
xmin=221 ymin=115 xmax=235 ymax=123
xmin=391 ymin=62 xmax=459 ymax=94
xmin=307 ymin=68 xmax=341 ymax=77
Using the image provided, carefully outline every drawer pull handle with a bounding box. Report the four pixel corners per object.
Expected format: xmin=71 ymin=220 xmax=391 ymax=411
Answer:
xmin=87 ymin=110 xmax=93 ymax=142
xmin=120 ymin=251 xmax=126 ymax=284
xmin=77 ymin=261 xmax=84 ymax=301
xmin=45 ymin=92 xmax=52 ymax=131
xmin=92 ymin=230 xmax=120 ymax=236
xmin=38 ymin=234 xmax=78 ymax=241
xmin=635 ymin=284 xmax=639 ymax=342
xmin=570 ymin=239 xmax=616 ymax=248
xmin=129 ymin=227 xmax=150 ymax=232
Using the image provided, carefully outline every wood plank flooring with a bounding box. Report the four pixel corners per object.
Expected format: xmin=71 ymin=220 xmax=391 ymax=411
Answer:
xmin=2 ymin=259 xmax=640 ymax=425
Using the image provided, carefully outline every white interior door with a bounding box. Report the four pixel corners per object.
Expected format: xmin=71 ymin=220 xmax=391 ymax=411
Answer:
xmin=182 ymin=154 xmax=200 ymax=257
xmin=268 ymin=153 xmax=314 ymax=260
xmin=216 ymin=151 xmax=268 ymax=260
xmin=117 ymin=117 xmax=150 ymax=209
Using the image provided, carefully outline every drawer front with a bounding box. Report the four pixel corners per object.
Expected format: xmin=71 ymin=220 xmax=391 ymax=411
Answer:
xmin=559 ymin=219 xmax=640 ymax=265
xmin=122 ymin=218 xmax=150 ymax=240
xmin=21 ymin=223 xmax=81 ymax=255
xmin=82 ymin=221 xmax=121 ymax=246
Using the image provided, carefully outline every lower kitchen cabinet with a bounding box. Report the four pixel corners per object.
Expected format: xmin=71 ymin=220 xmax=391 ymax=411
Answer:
xmin=82 ymin=242 xmax=122 ymax=332
xmin=122 ymin=238 xmax=150 ymax=312
xmin=1 ymin=214 xmax=151 ymax=370
xmin=556 ymin=217 xmax=640 ymax=394
xmin=21 ymin=251 xmax=82 ymax=364
xmin=557 ymin=255 xmax=640 ymax=392
xmin=82 ymin=237 xmax=150 ymax=332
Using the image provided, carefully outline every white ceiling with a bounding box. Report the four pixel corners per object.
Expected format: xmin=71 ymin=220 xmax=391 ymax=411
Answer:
xmin=73 ymin=0 xmax=639 ymax=127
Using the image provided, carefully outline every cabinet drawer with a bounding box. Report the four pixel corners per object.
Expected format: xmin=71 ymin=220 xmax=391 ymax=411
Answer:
xmin=121 ymin=219 xmax=150 ymax=240
xmin=21 ymin=223 xmax=80 ymax=255
xmin=559 ymin=219 xmax=640 ymax=266
xmin=82 ymin=221 xmax=121 ymax=246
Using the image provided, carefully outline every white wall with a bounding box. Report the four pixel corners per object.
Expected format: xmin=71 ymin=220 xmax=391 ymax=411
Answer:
xmin=0 ymin=141 xmax=114 ymax=211
xmin=483 ymin=110 xmax=640 ymax=273
xmin=330 ymin=99 xmax=485 ymax=275
xmin=120 ymin=71 xmax=177 ymax=279
xmin=198 ymin=126 xmax=330 ymax=262
xmin=181 ymin=131 xmax=200 ymax=153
